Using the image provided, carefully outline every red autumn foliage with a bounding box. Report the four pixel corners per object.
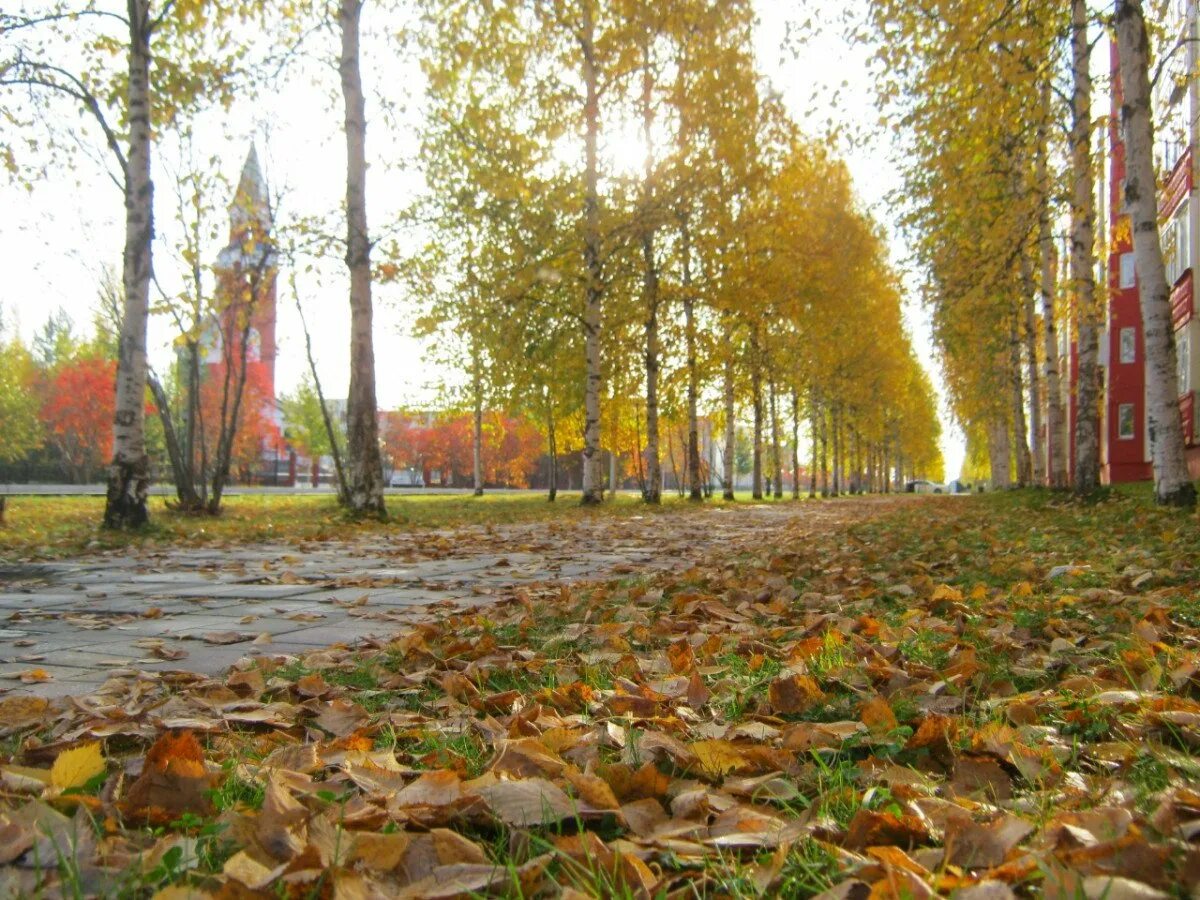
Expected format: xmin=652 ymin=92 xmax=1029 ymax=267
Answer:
xmin=39 ymin=356 xmax=116 ymax=483
xmin=198 ymin=360 xmax=281 ymax=478
xmin=383 ymin=411 xmax=544 ymax=487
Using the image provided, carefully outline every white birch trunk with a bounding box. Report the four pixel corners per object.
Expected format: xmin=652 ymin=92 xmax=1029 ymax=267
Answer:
xmin=1116 ymin=0 xmax=1197 ymax=506
xmin=681 ymin=215 xmax=703 ymax=500
xmin=770 ymin=378 xmax=782 ymax=499
xmin=1021 ymin=248 xmax=1045 ymax=486
xmin=103 ymin=0 xmax=153 ymax=529
xmin=1071 ymin=0 xmax=1102 ymax=494
xmin=1039 ymin=111 xmax=1069 ymax=488
xmin=639 ymin=46 xmax=661 ymax=505
xmin=1011 ymin=317 xmax=1033 ymax=486
xmin=472 ymin=348 xmax=483 ymax=497
xmin=832 ymin=405 xmax=842 ymax=496
xmin=722 ymin=324 xmax=736 ymax=500
xmin=808 ymin=391 xmax=818 ymax=498
xmin=340 ymin=0 xmax=385 ymax=516
xmin=791 ymin=390 xmax=800 ymax=500
xmin=750 ymin=334 xmax=763 ymax=500
xmin=988 ymin=418 xmax=1013 ymax=489
xmin=579 ymin=1 xmax=605 ymax=505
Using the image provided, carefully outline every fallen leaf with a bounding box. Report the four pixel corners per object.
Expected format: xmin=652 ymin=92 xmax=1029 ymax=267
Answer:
xmin=768 ymin=673 xmax=825 ymax=714
xmin=475 ymin=777 xmax=575 ymax=826
xmin=315 ymin=698 xmax=369 ymax=737
xmin=200 ymin=631 xmax=254 ymax=645
xmin=122 ymin=730 xmax=218 ymax=823
xmin=690 ymin=739 xmax=748 ymax=778
xmin=944 ymin=813 xmax=1034 ymax=869
xmin=49 ymin=742 xmax=105 ymax=791
xmin=861 ymin=695 xmax=899 ymax=733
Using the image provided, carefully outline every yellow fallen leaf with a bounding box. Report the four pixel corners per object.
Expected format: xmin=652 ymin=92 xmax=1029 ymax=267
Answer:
xmin=860 ymin=695 xmax=899 ymax=734
xmin=224 ymin=850 xmax=281 ymax=890
xmin=50 ymin=742 xmax=106 ymax=791
xmin=931 ymin=584 xmax=963 ymax=603
xmin=689 ymin=739 xmax=747 ymax=778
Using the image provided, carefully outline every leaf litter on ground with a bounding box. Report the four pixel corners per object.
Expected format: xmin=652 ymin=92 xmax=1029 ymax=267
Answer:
xmin=0 ymin=491 xmax=1198 ymax=897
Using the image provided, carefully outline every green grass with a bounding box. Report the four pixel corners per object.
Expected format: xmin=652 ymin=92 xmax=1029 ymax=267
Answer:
xmin=400 ymin=730 xmax=490 ymax=777
xmin=0 ymin=489 xmax=807 ymax=561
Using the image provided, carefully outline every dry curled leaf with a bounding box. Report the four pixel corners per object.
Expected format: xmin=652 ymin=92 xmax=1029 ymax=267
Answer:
xmin=122 ymin=730 xmax=218 ymax=823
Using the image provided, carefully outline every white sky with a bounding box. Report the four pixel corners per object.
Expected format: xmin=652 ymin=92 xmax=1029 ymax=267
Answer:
xmin=0 ymin=0 xmax=968 ymax=478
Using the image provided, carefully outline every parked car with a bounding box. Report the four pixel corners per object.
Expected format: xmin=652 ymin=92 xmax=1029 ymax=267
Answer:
xmin=389 ymin=468 xmax=425 ymax=488
xmin=904 ymin=480 xmax=944 ymax=494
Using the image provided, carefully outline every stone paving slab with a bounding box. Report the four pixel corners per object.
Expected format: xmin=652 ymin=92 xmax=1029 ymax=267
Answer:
xmin=0 ymin=502 xmax=852 ymax=699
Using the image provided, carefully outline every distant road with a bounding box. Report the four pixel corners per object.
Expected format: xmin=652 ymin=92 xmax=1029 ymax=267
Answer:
xmin=0 ymin=484 xmax=548 ymax=497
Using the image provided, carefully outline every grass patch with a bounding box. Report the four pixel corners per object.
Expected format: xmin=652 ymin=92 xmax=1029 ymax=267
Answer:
xmin=0 ymin=490 xmax=792 ymax=561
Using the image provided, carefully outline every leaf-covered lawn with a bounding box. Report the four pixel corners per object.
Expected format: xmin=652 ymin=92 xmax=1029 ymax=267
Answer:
xmin=1 ymin=489 xmax=1199 ymax=897
xmin=0 ymin=491 xmax=709 ymax=562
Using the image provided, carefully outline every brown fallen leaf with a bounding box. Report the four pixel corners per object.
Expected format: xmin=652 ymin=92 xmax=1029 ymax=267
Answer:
xmin=256 ymin=776 xmax=309 ymax=860
xmin=944 ymin=813 xmax=1034 ymax=869
xmin=315 ymin=698 xmax=369 ymax=737
xmin=564 ymin=769 xmax=621 ymax=811
xmin=394 ymin=769 xmax=462 ymax=807
xmin=0 ymin=695 xmax=49 ymax=731
xmin=860 ymin=695 xmax=899 ymax=734
xmin=223 ymin=849 xmax=286 ymax=889
xmin=349 ymin=831 xmax=412 ymax=872
xmin=261 ymin=742 xmax=321 ymax=775
xmin=843 ymin=808 xmax=930 ymax=851
xmin=295 ymin=673 xmax=330 ymax=697
xmin=122 ymin=730 xmax=219 ymax=824
xmin=397 ymin=858 xmax=549 ymax=900
xmin=768 ymin=673 xmax=825 ymax=714
xmin=200 ymin=631 xmax=254 ymax=645
xmin=475 ymin=777 xmax=576 ymax=826
xmin=949 ymin=755 xmax=1014 ymax=801
xmin=667 ymin=639 xmax=697 ymax=674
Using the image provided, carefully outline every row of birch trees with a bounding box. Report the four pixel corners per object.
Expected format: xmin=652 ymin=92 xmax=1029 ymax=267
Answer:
xmin=414 ymin=0 xmax=941 ymax=505
xmin=2 ymin=0 xmax=941 ymax=525
xmin=871 ymin=0 xmax=1196 ymax=507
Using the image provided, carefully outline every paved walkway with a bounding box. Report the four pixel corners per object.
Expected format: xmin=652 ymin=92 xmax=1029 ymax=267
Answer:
xmin=0 ymin=501 xmax=883 ymax=698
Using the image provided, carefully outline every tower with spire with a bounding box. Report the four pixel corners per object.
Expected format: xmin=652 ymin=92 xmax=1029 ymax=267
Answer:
xmin=210 ymin=144 xmax=280 ymax=420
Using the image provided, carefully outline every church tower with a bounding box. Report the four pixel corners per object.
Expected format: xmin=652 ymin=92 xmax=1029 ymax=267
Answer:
xmin=212 ymin=144 xmax=279 ymax=419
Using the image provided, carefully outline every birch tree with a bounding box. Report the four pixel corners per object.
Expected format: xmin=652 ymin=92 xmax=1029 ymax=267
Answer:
xmin=338 ymin=0 xmax=386 ymax=515
xmin=2 ymin=1 xmax=258 ymax=528
xmin=1070 ymin=0 xmax=1102 ymax=496
xmin=1115 ymin=0 xmax=1197 ymax=508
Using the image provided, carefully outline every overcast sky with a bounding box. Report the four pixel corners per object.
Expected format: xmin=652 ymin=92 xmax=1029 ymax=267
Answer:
xmin=1 ymin=1 xmax=969 ymax=478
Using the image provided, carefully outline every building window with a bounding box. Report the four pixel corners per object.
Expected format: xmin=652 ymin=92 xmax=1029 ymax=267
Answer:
xmin=1179 ymin=328 xmax=1192 ymax=397
xmin=1164 ymin=199 xmax=1191 ymax=285
xmin=1120 ymin=253 xmax=1137 ymax=289
xmin=1118 ymin=403 xmax=1137 ymax=440
xmin=1120 ymin=327 xmax=1137 ymax=364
